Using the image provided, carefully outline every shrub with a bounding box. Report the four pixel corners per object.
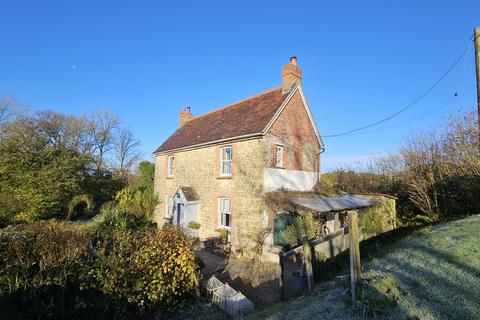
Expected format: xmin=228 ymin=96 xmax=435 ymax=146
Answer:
xmin=0 ymin=220 xmax=89 ymax=296
xmin=281 ymin=214 xmax=321 ymax=247
xmin=67 ymin=194 xmax=94 ymax=220
xmin=188 ymin=221 xmax=201 ymax=230
xmin=83 ymin=225 xmax=199 ymax=310
xmin=115 ymin=186 xmax=159 ymax=218
xmin=85 ymin=204 xmax=155 ymax=239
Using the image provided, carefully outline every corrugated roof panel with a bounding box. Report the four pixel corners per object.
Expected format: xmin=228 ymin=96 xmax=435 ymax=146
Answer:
xmin=291 ymin=194 xmax=374 ymax=212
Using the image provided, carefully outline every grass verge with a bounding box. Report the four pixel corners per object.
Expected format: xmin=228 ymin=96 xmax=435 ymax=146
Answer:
xmin=247 ymin=214 xmax=480 ymax=320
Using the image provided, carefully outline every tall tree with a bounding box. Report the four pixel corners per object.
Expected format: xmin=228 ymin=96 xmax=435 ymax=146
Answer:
xmin=85 ymin=111 xmax=119 ymax=173
xmin=113 ymin=128 xmax=141 ymax=178
xmin=0 ymin=115 xmax=89 ymax=223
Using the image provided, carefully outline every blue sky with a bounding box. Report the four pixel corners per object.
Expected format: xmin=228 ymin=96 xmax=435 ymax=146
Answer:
xmin=1 ymin=1 xmax=479 ymax=171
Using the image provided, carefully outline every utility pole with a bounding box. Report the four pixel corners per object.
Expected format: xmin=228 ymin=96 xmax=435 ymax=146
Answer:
xmin=475 ymin=27 xmax=480 ymax=128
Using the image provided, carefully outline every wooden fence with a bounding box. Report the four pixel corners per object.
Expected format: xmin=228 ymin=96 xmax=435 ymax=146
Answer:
xmin=279 ymin=211 xmax=361 ymax=301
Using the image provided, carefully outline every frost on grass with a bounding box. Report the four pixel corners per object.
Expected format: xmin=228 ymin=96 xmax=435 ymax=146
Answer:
xmin=248 ymin=215 xmax=480 ymax=320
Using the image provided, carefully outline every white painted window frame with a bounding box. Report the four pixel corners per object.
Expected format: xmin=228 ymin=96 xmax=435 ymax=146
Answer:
xmin=220 ymin=146 xmax=233 ymax=177
xmin=276 ymin=145 xmax=284 ymax=168
xmin=218 ymin=197 xmax=231 ymax=228
xmin=167 ymin=155 xmax=174 ymax=177
xmin=165 ymin=194 xmax=172 ymax=218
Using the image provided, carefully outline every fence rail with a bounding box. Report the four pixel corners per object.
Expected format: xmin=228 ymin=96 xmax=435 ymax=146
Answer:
xmin=279 ymin=211 xmax=362 ymax=301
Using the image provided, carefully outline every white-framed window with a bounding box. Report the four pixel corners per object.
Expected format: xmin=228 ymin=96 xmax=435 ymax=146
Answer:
xmin=165 ymin=194 xmax=173 ymax=218
xmin=276 ymin=145 xmax=284 ymax=168
xmin=167 ymin=155 xmax=174 ymax=177
xmin=218 ymin=197 xmax=231 ymax=228
xmin=220 ymin=146 xmax=232 ymax=176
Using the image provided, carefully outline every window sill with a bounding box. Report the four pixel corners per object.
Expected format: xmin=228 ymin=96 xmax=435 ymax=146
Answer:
xmin=166 ymin=176 xmax=174 ymax=180
xmin=217 ymin=175 xmax=232 ymax=179
xmin=275 ymin=166 xmax=285 ymax=169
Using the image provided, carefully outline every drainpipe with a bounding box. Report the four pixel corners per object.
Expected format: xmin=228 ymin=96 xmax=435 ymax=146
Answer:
xmin=318 ymin=147 xmax=326 ymax=183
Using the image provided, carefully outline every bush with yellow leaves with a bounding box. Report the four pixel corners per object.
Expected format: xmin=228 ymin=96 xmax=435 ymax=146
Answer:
xmin=83 ymin=225 xmax=199 ymax=310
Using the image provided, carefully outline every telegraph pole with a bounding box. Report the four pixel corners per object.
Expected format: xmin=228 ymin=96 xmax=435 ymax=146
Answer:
xmin=475 ymin=27 xmax=480 ymax=127
xmin=474 ymin=27 xmax=480 ymax=150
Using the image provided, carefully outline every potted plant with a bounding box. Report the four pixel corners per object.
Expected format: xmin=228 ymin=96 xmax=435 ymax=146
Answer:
xmin=281 ymin=214 xmax=320 ymax=292
xmin=187 ymin=221 xmax=201 ymax=247
xmin=219 ymin=228 xmax=229 ymax=244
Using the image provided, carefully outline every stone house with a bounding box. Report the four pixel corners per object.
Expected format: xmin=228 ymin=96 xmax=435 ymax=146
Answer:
xmin=153 ymin=57 xmax=324 ymax=256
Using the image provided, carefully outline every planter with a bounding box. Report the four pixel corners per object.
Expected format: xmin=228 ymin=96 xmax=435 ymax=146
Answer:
xmin=291 ymin=270 xmax=308 ymax=292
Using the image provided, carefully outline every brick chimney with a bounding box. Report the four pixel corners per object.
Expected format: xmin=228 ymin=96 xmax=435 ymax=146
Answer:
xmin=179 ymin=106 xmax=193 ymax=127
xmin=282 ymin=56 xmax=302 ymax=93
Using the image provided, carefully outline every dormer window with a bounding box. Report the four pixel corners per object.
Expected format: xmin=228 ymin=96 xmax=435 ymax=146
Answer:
xmin=220 ymin=146 xmax=232 ymax=176
xmin=276 ymin=145 xmax=284 ymax=168
xmin=167 ymin=155 xmax=174 ymax=177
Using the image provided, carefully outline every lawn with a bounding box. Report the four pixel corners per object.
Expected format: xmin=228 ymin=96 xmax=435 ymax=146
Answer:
xmin=247 ymin=214 xmax=480 ymax=320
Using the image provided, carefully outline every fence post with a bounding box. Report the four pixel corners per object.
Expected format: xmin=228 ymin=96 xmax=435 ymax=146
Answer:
xmin=279 ymin=253 xmax=286 ymax=301
xmin=302 ymin=235 xmax=314 ymax=293
xmin=348 ymin=210 xmax=361 ymax=304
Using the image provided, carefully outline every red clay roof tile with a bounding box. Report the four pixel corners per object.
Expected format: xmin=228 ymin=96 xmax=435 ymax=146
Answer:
xmin=154 ymin=86 xmax=287 ymax=153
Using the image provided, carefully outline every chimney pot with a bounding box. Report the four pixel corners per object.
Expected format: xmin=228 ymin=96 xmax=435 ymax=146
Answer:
xmin=282 ymin=56 xmax=302 ymax=93
xmin=290 ymin=56 xmax=297 ymax=66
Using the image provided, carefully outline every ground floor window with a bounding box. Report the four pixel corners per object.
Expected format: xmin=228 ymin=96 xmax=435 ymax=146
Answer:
xmin=165 ymin=194 xmax=173 ymax=218
xmin=218 ymin=197 xmax=231 ymax=228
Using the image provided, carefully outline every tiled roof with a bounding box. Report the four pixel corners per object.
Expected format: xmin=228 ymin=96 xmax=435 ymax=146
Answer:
xmin=180 ymin=187 xmax=199 ymax=201
xmin=154 ymin=86 xmax=287 ymax=153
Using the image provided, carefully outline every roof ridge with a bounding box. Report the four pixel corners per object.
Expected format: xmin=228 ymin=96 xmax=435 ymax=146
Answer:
xmin=189 ymin=86 xmax=283 ymax=122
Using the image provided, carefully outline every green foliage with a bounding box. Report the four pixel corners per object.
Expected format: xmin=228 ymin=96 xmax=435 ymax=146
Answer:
xmin=281 ymin=215 xmax=321 ymax=247
xmin=137 ymin=161 xmax=155 ymax=190
xmin=0 ymin=118 xmax=89 ymax=223
xmin=0 ymin=110 xmax=132 ymax=226
xmin=188 ymin=221 xmax=201 ymax=230
xmin=67 ymin=194 xmax=94 ymax=220
xmin=219 ymin=228 xmax=229 ymax=240
xmin=115 ymin=186 xmax=159 ymax=218
xmin=83 ymin=226 xmax=199 ymax=310
xmin=115 ymin=161 xmax=158 ymax=219
xmin=359 ymin=200 xmax=396 ymax=239
xmin=114 ymin=187 xmax=136 ymax=211
xmin=85 ymin=204 xmax=154 ymax=239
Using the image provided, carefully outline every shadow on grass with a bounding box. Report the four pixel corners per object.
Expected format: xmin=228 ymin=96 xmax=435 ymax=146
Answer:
xmin=371 ymin=249 xmax=480 ymax=319
xmin=321 ymin=223 xmax=433 ymax=280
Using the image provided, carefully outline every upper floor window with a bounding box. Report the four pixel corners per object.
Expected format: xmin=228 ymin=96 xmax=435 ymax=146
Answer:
xmin=219 ymin=197 xmax=231 ymax=228
xmin=167 ymin=155 xmax=174 ymax=177
xmin=220 ymin=146 xmax=232 ymax=176
xmin=276 ymin=145 xmax=284 ymax=168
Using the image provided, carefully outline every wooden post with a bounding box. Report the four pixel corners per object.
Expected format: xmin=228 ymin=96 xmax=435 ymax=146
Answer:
xmin=348 ymin=210 xmax=361 ymax=304
xmin=279 ymin=253 xmax=286 ymax=301
xmin=302 ymin=235 xmax=314 ymax=293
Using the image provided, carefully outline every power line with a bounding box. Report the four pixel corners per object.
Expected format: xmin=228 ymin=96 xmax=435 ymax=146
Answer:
xmin=322 ymin=42 xmax=473 ymax=138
